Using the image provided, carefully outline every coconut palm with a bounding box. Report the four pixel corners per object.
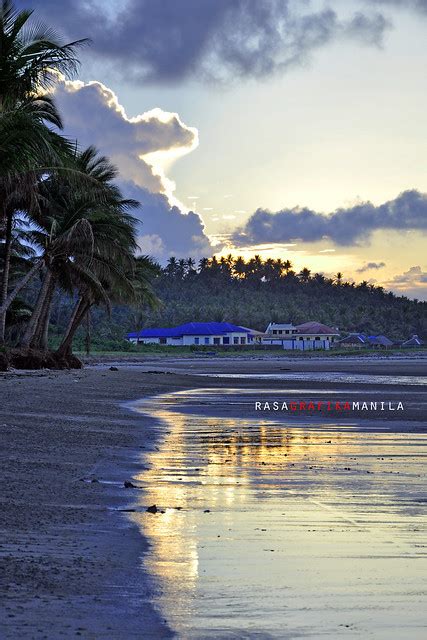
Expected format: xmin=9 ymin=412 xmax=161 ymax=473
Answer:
xmin=19 ymin=146 xmax=140 ymax=351
xmin=0 ymin=0 xmax=86 ymax=343
xmin=0 ymin=0 xmax=86 ymax=109
xmin=233 ymin=256 xmax=246 ymax=279
xmin=0 ymin=101 xmax=76 ymax=342
xmin=335 ymin=272 xmax=343 ymax=286
xmin=298 ymin=267 xmax=311 ymax=283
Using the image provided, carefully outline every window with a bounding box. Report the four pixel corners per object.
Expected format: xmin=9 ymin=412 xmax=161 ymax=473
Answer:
xmin=273 ymin=330 xmax=278 ymax=334
xmin=223 ymin=337 xmax=230 ymax=345
xmin=194 ymin=337 xmax=200 ymax=345
xmin=204 ymin=337 xmax=210 ymax=345
xmin=159 ymin=337 xmax=167 ymax=345
xmin=315 ymin=336 xmax=320 ymax=341
xmin=233 ymin=337 xmax=239 ymax=345
xmin=213 ymin=337 xmax=220 ymax=345
xmin=240 ymin=337 xmax=246 ymax=344
xmin=298 ymin=337 xmax=303 ymax=341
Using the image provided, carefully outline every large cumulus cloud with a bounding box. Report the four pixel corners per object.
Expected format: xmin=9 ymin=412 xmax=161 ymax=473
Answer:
xmin=232 ymin=190 xmax=427 ymax=247
xmin=53 ymin=78 xmax=213 ymax=259
xmin=18 ymin=0 xmax=392 ymax=84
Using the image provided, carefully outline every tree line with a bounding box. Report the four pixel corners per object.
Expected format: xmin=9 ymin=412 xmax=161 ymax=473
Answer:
xmin=139 ymin=255 xmax=425 ymax=341
xmin=41 ymin=254 xmax=426 ymax=350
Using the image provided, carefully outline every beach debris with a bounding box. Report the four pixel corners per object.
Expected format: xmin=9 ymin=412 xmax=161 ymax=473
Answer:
xmin=123 ymin=480 xmax=137 ymax=488
xmin=146 ymin=504 xmax=158 ymax=514
xmin=204 ymin=509 xmax=211 ymax=513
xmin=109 ymin=366 xmax=119 ymax=371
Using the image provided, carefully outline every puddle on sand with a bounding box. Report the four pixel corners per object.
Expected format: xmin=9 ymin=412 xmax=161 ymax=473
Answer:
xmin=131 ymin=389 xmax=427 ymax=639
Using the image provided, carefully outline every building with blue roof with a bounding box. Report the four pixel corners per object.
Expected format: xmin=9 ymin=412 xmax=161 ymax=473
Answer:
xmin=126 ymin=322 xmax=254 ymax=346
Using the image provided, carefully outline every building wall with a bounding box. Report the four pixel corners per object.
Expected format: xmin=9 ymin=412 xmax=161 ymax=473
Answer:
xmin=133 ymin=332 xmax=250 ymax=346
xmin=262 ymin=335 xmax=335 ymax=350
xmin=182 ymin=332 xmax=249 ymax=346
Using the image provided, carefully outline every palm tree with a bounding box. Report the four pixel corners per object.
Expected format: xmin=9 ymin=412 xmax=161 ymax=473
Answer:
xmin=165 ymin=257 xmax=178 ymax=278
xmin=298 ymin=267 xmax=311 ymax=283
xmin=335 ymin=272 xmax=343 ymax=286
xmin=19 ymin=146 xmax=140 ymax=351
xmin=0 ymin=101 xmax=75 ymax=342
xmin=0 ymin=0 xmax=86 ymax=109
xmin=186 ymin=257 xmax=196 ymax=273
xmin=233 ymin=256 xmax=246 ymax=279
xmin=0 ymin=0 xmax=86 ymax=344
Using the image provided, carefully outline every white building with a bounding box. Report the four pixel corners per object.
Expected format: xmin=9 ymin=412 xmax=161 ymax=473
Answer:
xmin=262 ymin=321 xmax=339 ymax=350
xmin=126 ymin=322 xmax=254 ymax=346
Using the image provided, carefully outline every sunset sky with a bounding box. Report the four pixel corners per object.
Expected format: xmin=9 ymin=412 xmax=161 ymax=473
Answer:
xmin=20 ymin=0 xmax=427 ymax=299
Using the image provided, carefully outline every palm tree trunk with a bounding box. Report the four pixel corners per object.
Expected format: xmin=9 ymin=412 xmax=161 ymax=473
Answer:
xmin=20 ymin=269 xmax=52 ymax=349
xmin=0 ymin=210 xmax=13 ymax=345
xmin=31 ymin=276 xmax=56 ymax=351
xmin=0 ymin=258 xmax=44 ymax=326
xmin=85 ymin=307 xmax=91 ymax=356
xmin=56 ymin=296 xmax=90 ymax=357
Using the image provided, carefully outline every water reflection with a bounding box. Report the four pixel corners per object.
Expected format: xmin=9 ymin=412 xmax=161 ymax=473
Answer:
xmin=132 ymin=389 xmax=427 ymax=639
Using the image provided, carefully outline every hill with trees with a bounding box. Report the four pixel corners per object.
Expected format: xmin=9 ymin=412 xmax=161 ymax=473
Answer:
xmin=42 ymin=255 xmax=427 ymax=351
xmin=140 ymin=256 xmax=426 ymax=340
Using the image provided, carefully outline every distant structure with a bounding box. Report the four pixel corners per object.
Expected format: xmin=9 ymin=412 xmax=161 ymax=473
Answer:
xmin=126 ymin=322 xmax=255 ymax=346
xmin=262 ymin=321 xmax=340 ymax=350
xmin=337 ymin=333 xmax=368 ymax=348
xmin=367 ymin=335 xmax=394 ymax=348
xmin=338 ymin=333 xmax=394 ymax=348
xmin=402 ymin=334 xmax=424 ymax=348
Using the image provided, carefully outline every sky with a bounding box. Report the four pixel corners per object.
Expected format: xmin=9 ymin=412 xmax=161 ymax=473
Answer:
xmin=19 ymin=0 xmax=427 ymax=299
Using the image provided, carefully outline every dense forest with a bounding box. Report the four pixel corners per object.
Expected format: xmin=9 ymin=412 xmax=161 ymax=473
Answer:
xmin=42 ymin=255 xmax=427 ymax=350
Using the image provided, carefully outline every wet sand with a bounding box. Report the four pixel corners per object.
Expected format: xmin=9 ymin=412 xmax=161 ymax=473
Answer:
xmin=0 ymin=355 xmax=426 ymax=638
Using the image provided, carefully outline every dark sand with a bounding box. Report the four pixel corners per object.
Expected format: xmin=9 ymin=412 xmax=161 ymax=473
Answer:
xmin=0 ymin=355 xmax=426 ymax=638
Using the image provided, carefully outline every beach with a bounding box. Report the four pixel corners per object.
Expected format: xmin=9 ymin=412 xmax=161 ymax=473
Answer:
xmin=0 ymin=355 xmax=426 ymax=638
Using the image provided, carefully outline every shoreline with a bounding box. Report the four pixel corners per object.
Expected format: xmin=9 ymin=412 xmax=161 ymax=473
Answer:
xmin=1 ymin=356 xmax=426 ymax=637
xmin=0 ymin=368 xmax=188 ymax=639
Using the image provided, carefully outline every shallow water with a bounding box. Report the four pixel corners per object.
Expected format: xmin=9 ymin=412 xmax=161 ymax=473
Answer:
xmin=132 ymin=389 xmax=427 ymax=639
xmin=195 ymin=372 xmax=427 ymax=386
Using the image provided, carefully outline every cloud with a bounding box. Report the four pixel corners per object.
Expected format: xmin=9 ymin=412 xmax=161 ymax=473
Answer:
xmin=54 ymin=79 xmax=197 ymax=194
xmin=385 ymin=265 xmax=427 ymax=299
xmin=357 ymin=261 xmax=386 ymax=272
xmin=365 ymin=1 xmax=427 ymax=13
xmin=123 ymin=182 xmax=213 ymax=260
xmin=232 ymin=190 xmax=427 ymax=247
xmin=20 ymin=0 xmax=391 ymax=84
xmin=52 ymin=78 xmax=214 ymax=259
xmin=388 ymin=265 xmax=427 ymax=284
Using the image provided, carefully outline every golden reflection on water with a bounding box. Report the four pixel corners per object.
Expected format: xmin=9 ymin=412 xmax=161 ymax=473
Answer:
xmin=132 ymin=389 xmax=427 ymax=638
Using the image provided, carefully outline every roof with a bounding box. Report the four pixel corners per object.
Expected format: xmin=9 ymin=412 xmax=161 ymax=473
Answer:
xmin=127 ymin=322 xmax=251 ymax=339
xmin=402 ymin=335 xmax=424 ymax=347
xmin=295 ymin=321 xmax=340 ymax=335
xmin=266 ymin=323 xmax=295 ymax=330
xmin=239 ymin=326 xmax=265 ymax=336
xmin=367 ymin=335 xmax=394 ymax=346
xmin=338 ymin=333 xmax=367 ymax=344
